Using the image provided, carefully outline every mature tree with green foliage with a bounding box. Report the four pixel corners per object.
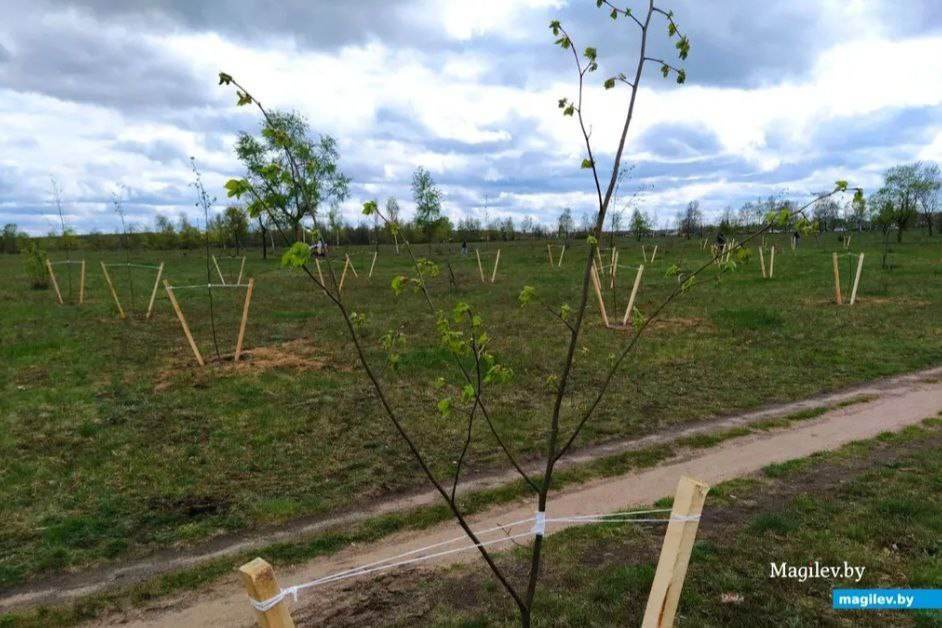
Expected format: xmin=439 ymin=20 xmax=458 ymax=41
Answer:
xmin=411 ymin=166 xmax=444 ymax=250
xmin=226 ymin=109 xmax=349 ymax=242
xmin=911 ymin=161 xmax=940 ymax=236
xmin=881 ymin=162 xmax=935 ymax=242
xmin=557 ymin=207 xmax=574 ymax=242
xmin=628 ymin=208 xmax=652 ymax=241
xmin=677 ymin=200 xmax=701 ymax=238
xmin=223 ymin=205 xmax=249 ymax=253
xmin=2 ymin=224 xmax=20 ymax=254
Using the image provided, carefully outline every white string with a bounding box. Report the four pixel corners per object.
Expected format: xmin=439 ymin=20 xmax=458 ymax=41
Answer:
xmin=48 ymin=260 xmax=84 ymax=265
xmin=247 ymin=507 xmax=699 ymax=613
xmin=168 ymin=283 xmax=251 ymax=290
xmin=102 ymin=263 xmax=162 ymax=269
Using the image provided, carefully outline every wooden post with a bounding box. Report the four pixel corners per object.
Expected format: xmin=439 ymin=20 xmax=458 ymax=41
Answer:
xmin=394 ymin=232 xmax=400 ymax=254
xmin=609 ymin=249 xmax=619 ymax=289
xmin=490 ymin=249 xmax=501 ymax=283
xmin=234 ymin=278 xmax=255 ymax=362
xmin=347 ymin=254 xmax=359 ymax=278
xmin=558 ymin=245 xmax=565 ymax=267
xmin=642 ymin=476 xmax=710 ymax=628
xmin=642 ymin=244 xmax=647 ymax=263
xmin=146 ymin=262 xmax=164 ymax=319
xmin=47 ymin=260 xmax=63 ymax=304
xmin=622 ymin=264 xmax=644 ymax=326
xmin=650 ymin=245 xmax=658 ymax=263
xmin=595 ymin=247 xmax=604 ymax=273
xmin=590 ymin=261 xmax=610 ymax=327
xmin=769 ymin=246 xmax=775 ymax=279
xmin=100 ymin=262 xmax=126 ymax=319
xmin=547 ymin=244 xmax=554 ymax=268
xmin=369 ymin=251 xmax=378 ymax=279
xmin=164 ymin=281 xmax=204 ymax=367
xmin=237 ymin=256 xmax=246 ymax=286
xmin=314 ymin=257 xmax=325 ymax=286
xmin=832 ymin=252 xmax=842 ymax=305
xmin=475 ymin=249 xmax=485 ymax=283
xmin=212 ymin=255 xmax=226 ymax=285
xmin=239 ymin=557 xmax=295 ymax=628
xmin=849 ymin=253 xmax=864 ymax=305
xmin=79 ymin=260 xmax=86 ymax=305
xmin=610 ymin=247 xmax=618 ymax=276
xmin=758 ymin=247 xmax=767 ymax=279
xmin=338 ymin=256 xmax=350 ymax=293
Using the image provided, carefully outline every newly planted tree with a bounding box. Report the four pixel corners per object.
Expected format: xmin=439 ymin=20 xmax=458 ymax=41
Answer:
xmin=219 ymin=4 xmax=859 ymax=625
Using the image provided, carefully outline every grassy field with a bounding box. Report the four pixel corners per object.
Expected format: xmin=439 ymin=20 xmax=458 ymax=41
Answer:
xmin=297 ymin=417 xmax=942 ymax=626
xmin=1 ymin=232 xmax=941 ymax=589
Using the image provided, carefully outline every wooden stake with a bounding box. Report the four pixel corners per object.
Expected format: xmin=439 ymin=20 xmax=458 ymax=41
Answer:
xmin=547 ymin=243 xmax=554 ymax=268
xmin=236 ymin=256 xmax=246 ymax=285
xmin=832 ymin=252 xmax=843 ymax=305
xmin=46 ymin=259 xmax=63 ymax=304
xmin=338 ymin=256 xmax=350 ymax=293
xmin=609 ymin=249 xmax=619 ymax=290
xmin=164 ymin=281 xmax=204 ymax=366
xmin=369 ymin=251 xmax=378 ymax=278
xmin=100 ymin=262 xmax=125 ymax=319
xmin=622 ymin=264 xmax=644 ymax=326
xmin=475 ymin=249 xmax=485 ymax=283
xmin=650 ymin=245 xmax=658 ymax=263
xmin=234 ymin=278 xmax=255 ymax=362
xmin=642 ymin=476 xmax=710 ymax=628
xmin=145 ymin=262 xmax=164 ymax=319
xmin=558 ymin=245 xmax=565 ymax=267
xmin=79 ymin=260 xmax=85 ymax=305
xmin=240 ymin=557 xmax=295 ymax=628
xmin=212 ymin=255 xmax=226 ymax=285
xmin=769 ymin=246 xmax=775 ymax=279
xmin=314 ymin=257 xmax=325 ymax=286
xmin=394 ymin=232 xmax=400 ymax=254
xmin=849 ymin=253 xmax=864 ymax=305
xmin=595 ymin=247 xmax=604 ymax=272
xmin=590 ymin=261 xmax=610 ymax=327
xmin=642 ymin=244 xmax=647 ymax=263
xmin=490 ymin=249 xmax=501 ymax=283
xmin=347 ymin=254 xmax=359 ymax=278
xmin=758 ymin=247 xmax=767 ymax=279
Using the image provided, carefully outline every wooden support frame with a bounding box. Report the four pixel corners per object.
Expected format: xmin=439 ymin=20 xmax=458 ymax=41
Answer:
xmin=622 ymin=264 xmax=644 ymax=326
xmin=46 ymin=259 xmax=63 ymax=304
xmin=490 ymin=249 xmax=501 ymax=283
xmin=758 ymin=247 xmax=767 ymax=279
xmin=240 ymin=558 xmax=295 ymax=628
xmin=849 ymin=253 xmax=864 ymax=305
xmin=212 ymin=255 xmax=226 ymax=285
xmin=234 ymin=278 xmax=256 ymax=361
xmin=347 ymin=254 xmax=359 ymax=278
xmin=558 ymin=245 xmax=565 ymax=267
xmin=237 ymin=256 xmax=246 ymax=285
xmin=145 ymin=262 xmax=164 ymax=319
xmin=832 ymin=252 xmax=843 ymax=305
xmin=609 ymin=249 xmax=619 ymax=289
xmin=649 ymin=245 xmax=658 ymax=263
xmin=368 ymin=251 xmax=378 ymax=279
xmin=641 ymin=244 xmax=647 ymax=263
xmin=338 ymin=256 xmax=350 ymax=293
xmin=475 ymin=249 xmax=485 ymax=282
xmin=164 ymin=280 xmax=204 ymax=366
xmin=100 ymin=261 xmax=126 ymax=319
xmin=642 ymin=476 xmax=710 ymax=627
xmin=547 ymin=243 xmax=555 ymax=268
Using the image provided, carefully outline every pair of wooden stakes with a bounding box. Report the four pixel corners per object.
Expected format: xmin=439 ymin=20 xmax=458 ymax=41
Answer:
xmin=475 ymin=248 xmax=501 ymax=283
xmin=832 ymin=252 xmax=865 ymax=305
xmin=240 ymin=475 xmax=710 ymax=628
xmin=589 ymin=254 xmax=645 ymax=330
xmin=312 ymin=252 xmax=379 ymax=293
xmin=45 ymin=259 xmax=86 ymax=305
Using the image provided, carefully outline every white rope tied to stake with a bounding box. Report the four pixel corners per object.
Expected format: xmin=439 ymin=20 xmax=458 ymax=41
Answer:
xmin=247 ymin=507 xmax=701 ymax=613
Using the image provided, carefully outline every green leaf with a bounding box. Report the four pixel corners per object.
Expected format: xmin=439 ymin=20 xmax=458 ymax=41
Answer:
xmin=676 ymin=69 xmax=686 ymax=84
xmin=280 ymin=241 xmax=311 ymax=269
xmin=835 ymin=180 xmax=849 ymax=192
xmin=610 ymin=8 xmax=618 ymax=19
xmin=661 ymin=64 xmax=670 ymax=78
xmin=584 ymin=47 xmax=597 ymax=61
xmin=236 ymin=90 xmax=253 ymax=106
xmin=563 ymin=104 xmax=575 ymax=117
xmin=218 ymin=72 xmax=233 ymax=86
xmin=224 ymin=178 xmax=251 ymax=199
xmin=604 ymin=77 xmax=616 ymax=89
xmin=461 ymin=384 xmax=476 ymax=403
xmin=391 ymin=275 xmax=407 ymax=296
xmin=362 ymin=200 xmax=378 ymax=216
xmin=558 ymin=97 xmax=568 ymax=108
xmin=518 ymin=285 xmax=536 ymax=307
xmin=581 ymin=158 xmax=594 ymax=169
xmin=437 ymin=398 xmax=453 ymax=418
xmin=586 ymin=234 xmax=598 ymax=246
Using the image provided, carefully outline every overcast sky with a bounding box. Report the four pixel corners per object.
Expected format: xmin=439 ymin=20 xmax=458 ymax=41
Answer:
xmin=2 ymin=0 xmax=942 ymax=235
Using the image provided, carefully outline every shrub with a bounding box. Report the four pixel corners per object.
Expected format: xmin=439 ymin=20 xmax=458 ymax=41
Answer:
xmin=21 ymin=241 xmax=49 ymax=289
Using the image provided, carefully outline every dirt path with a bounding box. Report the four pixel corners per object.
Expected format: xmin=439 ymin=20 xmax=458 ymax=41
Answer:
xmin=89 ymin=367 xmax=942 ymax=627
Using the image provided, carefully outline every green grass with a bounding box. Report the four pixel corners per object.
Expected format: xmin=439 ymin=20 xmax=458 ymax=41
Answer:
xmin=379 ymin=420 xmax=942 ymax=627
xmin=1 ymin=232 xmax=941 ymax=589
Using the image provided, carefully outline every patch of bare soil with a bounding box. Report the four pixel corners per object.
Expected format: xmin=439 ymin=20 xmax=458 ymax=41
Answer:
xmin=154 ymin=338 xmax=348 ymax=390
